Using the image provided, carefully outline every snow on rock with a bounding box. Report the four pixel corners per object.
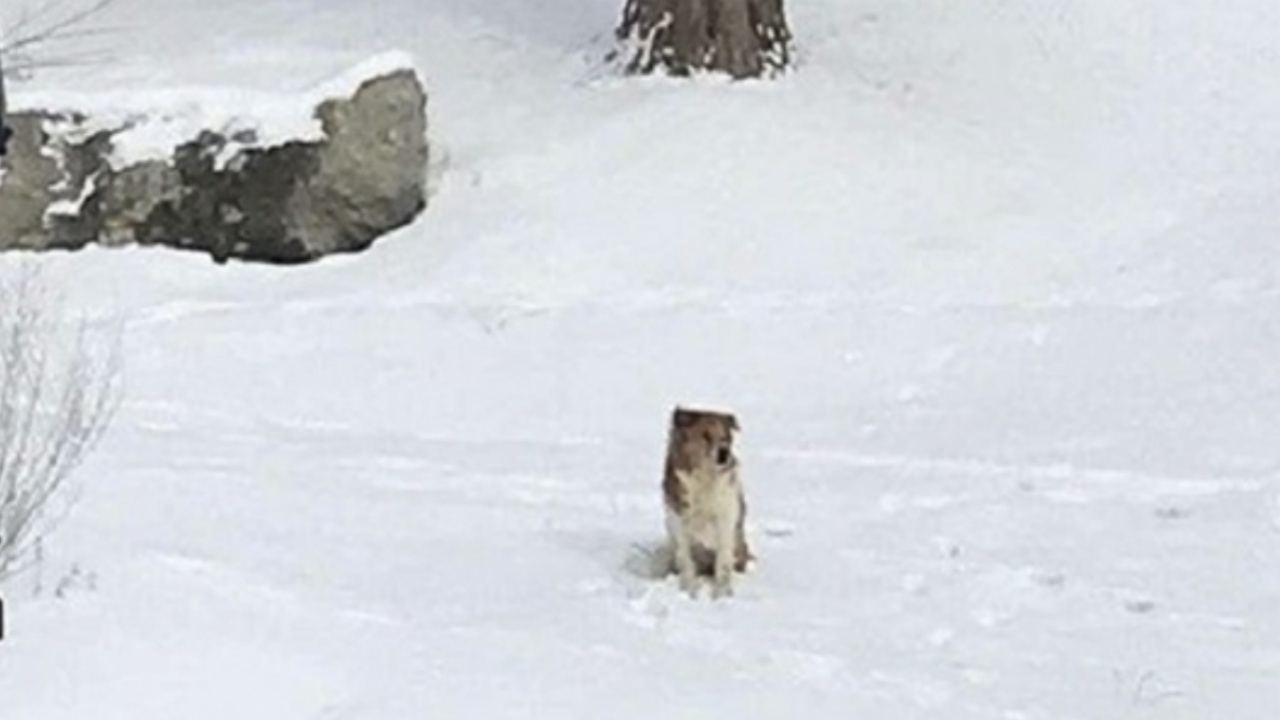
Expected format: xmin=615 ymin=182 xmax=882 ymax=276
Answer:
xmin=18 ymin=50 xmax=421 ymax=169
xmin=304 ymin=49 xmax=420 ymax=108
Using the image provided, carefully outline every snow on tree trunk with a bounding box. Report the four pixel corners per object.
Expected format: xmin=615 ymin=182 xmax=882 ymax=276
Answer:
xmin=615 ymin=0 xmax=792 ymax=79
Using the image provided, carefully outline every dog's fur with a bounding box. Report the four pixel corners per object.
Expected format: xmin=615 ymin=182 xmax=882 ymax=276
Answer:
xmin=662 ymin=406 xmax=751 ymax=598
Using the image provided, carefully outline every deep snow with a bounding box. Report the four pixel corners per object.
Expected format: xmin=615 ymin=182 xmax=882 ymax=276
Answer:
xmin=2 ymin=0 xmax=1280 ymax=718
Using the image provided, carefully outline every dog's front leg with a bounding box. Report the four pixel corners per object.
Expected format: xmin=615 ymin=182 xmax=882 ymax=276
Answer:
xmin=666 ymin=512 xmax=699 ymax=597
xmin=711 ymin=517 xmax=737 ymax=599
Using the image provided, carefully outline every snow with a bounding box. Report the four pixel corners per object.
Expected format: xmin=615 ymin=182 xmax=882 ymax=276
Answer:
xmin=15 ymin=49 xmax=418 ymax=169
xmin=3 ymin=0 xmax=1280 ymax=718
xmin=305 ymin=49 xmax=419 ymax=105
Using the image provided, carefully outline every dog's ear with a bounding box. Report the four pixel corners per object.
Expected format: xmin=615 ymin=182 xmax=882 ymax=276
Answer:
xmin=725 ymin=413 xmax=740 ymax=432
xmin=672 ymin=408 xmax=697 ymax=429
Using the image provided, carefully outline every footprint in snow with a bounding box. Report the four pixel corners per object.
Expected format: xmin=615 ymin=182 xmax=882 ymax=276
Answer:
xmin=934 ymin=536 xmax=962 ymax=559
xmin=1124 ymin=597 xmax=1158 ymax=615
xmin=625 ymin=587 xmax=671 ymax=629
xmin=902 ymin=573 xmax=929 ymax=596
xmin=766 ymin=650 xmax=846 ymax=684
xmin=1155 ymin=505 xmax=1191 ymax=520
xmin=762 ymin=521 xmax=795 ymax=539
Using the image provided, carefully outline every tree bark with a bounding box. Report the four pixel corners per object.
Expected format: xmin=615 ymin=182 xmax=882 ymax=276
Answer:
xmin=0 ymin=54 xmax=10 ymax=156
xmin=616 ymin=0 xmax=791 ymax=79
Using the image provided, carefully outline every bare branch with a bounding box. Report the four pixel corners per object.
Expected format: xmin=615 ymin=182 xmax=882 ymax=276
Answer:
xmin=0 ymin=0 xmax=121 ymax=75
xmin=0 ymin=264 xmax=121 ymax=581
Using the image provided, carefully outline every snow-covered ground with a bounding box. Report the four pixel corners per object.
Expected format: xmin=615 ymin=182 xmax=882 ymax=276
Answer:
xmin=3 ymin=0 xmax=1280 ymax=717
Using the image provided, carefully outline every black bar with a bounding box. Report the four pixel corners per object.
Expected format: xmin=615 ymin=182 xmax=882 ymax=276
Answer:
xmin=0 ymin=52 xmax=8 ymax=157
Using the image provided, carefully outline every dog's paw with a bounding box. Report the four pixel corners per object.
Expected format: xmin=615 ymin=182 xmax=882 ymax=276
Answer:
xmin=711 ymin=576 xmax=734 ymax=600
xmin=678 ymin=572 xmax=700 ymax=598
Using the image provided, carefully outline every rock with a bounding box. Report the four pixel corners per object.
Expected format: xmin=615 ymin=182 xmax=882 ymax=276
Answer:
xmin=0 ymin=64 xmax=429 ymax=264
xmin=98 ymin=159 xmax=184 ymax=247
xmin=299 ymin=70 xmax=430 ymax=258
xmin=0 ymin=112 xmax=108 ymax=251
xmin=0 ymin=111 xmax=114 ymax=251
xmin=0 ymin=113 xmax=59 ymax=249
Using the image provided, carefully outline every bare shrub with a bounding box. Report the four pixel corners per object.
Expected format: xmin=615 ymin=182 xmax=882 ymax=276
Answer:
xmin=1 ymin=0 xmax=121 ymax=79
xmin=0 ymin=264 xmax=120 ymax=580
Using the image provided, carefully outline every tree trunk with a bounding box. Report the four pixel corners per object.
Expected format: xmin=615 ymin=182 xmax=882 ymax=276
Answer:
xmin=0 ymin=54 xmax=10 ymax=156
xmin=616 ymin=0 xmax=791 ymax=79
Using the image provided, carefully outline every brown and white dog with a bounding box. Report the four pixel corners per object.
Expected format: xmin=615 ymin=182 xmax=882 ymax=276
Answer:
xmin=662 ymin=406 xmax=751 ymax=598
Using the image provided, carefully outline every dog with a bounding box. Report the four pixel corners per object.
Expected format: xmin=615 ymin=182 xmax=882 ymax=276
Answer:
xmin=662 ymin=406 xmax=751 ymax=598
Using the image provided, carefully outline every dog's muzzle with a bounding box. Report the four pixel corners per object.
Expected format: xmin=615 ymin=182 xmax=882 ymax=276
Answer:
xmin=716 ymin=447 xmax=733 ymax=466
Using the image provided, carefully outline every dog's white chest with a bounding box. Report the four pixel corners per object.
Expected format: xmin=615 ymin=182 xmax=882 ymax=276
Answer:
xmin=678 ymin=470 xmax=739 ymax=547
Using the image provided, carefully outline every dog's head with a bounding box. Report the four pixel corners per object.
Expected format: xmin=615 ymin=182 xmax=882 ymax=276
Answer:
xmin=669 ymin=406 xmax=740 ymax=470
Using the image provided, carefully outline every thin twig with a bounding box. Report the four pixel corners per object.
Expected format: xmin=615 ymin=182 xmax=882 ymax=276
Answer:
xmin=0 ymin=265 xmax=121 ymax=581
xmin=0 ymin=0 xmax=121 ymax=73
